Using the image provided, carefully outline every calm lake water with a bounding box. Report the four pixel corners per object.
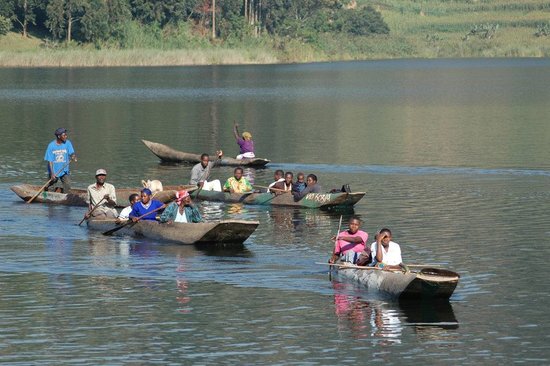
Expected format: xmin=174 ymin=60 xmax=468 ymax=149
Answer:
xmin=0 ymin=58 xmax=549 ymax=364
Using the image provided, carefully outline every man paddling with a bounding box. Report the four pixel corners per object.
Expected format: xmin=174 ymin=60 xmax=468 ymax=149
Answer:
xmin=329 ymin=217 xmax=370 ymax=265
xmin=189 ymin=151 xmax=223 ymax=191
xmin=85 ymin=169 xmax=118 ymax=219
xmin=44 ymin=127 xmax=77 ymax=193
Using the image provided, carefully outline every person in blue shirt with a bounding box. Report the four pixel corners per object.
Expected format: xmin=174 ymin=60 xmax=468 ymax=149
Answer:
xmin=129 ymin=188 xmax=166 ymax=221
xmin=44 ymin=127 xmax=77 ymax=193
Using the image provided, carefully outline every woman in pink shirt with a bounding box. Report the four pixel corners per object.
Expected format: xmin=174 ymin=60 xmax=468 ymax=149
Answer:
xmin=329 ymin=217 xmax=370 ymax=264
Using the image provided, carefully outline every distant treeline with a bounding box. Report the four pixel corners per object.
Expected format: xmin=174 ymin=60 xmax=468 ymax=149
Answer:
xmin=0 ymin=0 xmax=389 ymax=46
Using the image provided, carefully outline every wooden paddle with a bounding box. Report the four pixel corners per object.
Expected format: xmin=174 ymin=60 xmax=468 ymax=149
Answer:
xmin=27 ymin=159 xmax=72 ymax=204
xmin=102 ymin=202 xmax=168 ymax=236
xmin=78 ymin=197 xmax=106 ymax=226
xmin=254 ymin=184 xmax=292 ymax=194
xmin=317 ymin=262 xmax=395 ymax=272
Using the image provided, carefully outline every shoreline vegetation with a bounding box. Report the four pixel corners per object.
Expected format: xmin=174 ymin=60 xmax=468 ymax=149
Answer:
xmin=1 ymin=0 xmax=550 ymax=68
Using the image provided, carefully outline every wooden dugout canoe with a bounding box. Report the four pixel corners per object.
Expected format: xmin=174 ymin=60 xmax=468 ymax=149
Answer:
xmin=334 ymin=265 xmax=460 ymax=300
xmin=10 ymin=183 xmax=196 ymax=207
xmin=142 ymin=139 xmax=270 ymax=167
xmin=191 ymin=190 xmax=365 ymax=209
xmin=87 ymin=219 xmax=259 ymax=245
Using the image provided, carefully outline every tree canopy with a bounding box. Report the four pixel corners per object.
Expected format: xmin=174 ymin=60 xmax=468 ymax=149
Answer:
xmin=0 ymin=0 xmax=389 ymax=45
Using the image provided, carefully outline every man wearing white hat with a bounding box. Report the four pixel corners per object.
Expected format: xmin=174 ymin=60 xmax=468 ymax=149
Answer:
xmin=85 ymin=169 xmax=118 ymax=219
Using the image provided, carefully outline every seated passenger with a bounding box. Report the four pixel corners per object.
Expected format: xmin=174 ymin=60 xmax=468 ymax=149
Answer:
xmin=116 ymin=193 xmax=140 ymax=224
xmin=233 ymin=122 xmax=255 ymax=159
xmin=272 ymin=172 xmax=293 ymax=194
xmin=329 ymin=217 xmax=370 ymax=264
xmin=189 ymin=151 xmax=223 ymax=192
xmin=268 ymin=169 xmax=285 ymax=192
xmin=370 ymin=228 xmax=403 ymax=271
xmin=292 ymin=172 xmax=306 ymax=194
xmin=292 ymin=174 xmax=321 ymax=200
xmin=85 ymin=169 xmax=118 ymax=219
xmin=159 ymin=190 xmax=202 ymax=224
xmin=129 ymin=188 xmax=166 ymax=221
xmin=223 ymin=167 xmax=253 ymax=193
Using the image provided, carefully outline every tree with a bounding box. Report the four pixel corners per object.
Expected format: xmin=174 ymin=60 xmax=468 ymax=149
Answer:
xmin=46 ymin=0 xmax=86 ymax=42
xmin=262 ymin=0 xmax=342 ymax=37
xmin=11 ymin=0 xmax=43 ymax=37
xmin=338 ymin=6 xmax=389 ymax=36
xmin=0 ymin=15 xmax=12 ymax=35
xmin=130 ymin=0 xmax=198 ymax=27
xmin=79 ymin=0 xmax=131 ymax=43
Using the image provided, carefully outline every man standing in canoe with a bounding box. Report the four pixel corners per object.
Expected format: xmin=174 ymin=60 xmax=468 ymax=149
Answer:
xmin=159 ymin=190 xmax=202 ymax=224
xmin=329 ymin=217 xmax=370 ymax=265
xmin=370 ymin=228 xmax=403 ymax=271
xmin=129 ymin=188 xmax=166 ymax=222
xmin=85 ymin=169 xmax=118 ymax=219
xmin=44 ymin=127 xmax=77 ymax=193
xmin=233 ymin=122 xmax=255 ymax=160
xmin=189 ymin=151 xmax=223 ymax=191
xmin=223 ymin=167 xmax=253 ymax=193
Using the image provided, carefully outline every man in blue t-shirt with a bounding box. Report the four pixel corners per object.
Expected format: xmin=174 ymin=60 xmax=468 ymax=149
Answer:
xmin=129 ymin=188 xmax=166 ymax=221
xmin=44 ymin=127 xmax=77 ymax=193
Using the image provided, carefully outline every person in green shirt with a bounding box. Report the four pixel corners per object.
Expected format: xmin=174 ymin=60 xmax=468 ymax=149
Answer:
xmin=223 ymin=167 xmax=253 ymax=193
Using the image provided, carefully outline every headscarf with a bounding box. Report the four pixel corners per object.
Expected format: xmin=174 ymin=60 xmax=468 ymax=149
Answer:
xmin=176 ymin=190 xmax=189 ymax=204
xmin=142 ymin=188 xmax=152 ymax=196
xmin=242 ymin=131 xmax=252 ymax=140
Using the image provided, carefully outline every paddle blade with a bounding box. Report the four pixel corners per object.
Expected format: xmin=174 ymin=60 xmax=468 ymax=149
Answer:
xmin=102 ymin=221 xmax=131 ymax=236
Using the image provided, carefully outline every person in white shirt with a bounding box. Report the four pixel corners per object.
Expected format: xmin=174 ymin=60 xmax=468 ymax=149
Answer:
xmin=116 ymin=193 xmax=140 ymax=223
xmin=370 ymin=228 xmax=403 ymax=271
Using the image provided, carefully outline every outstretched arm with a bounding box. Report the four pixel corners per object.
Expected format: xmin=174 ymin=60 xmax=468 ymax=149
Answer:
xmin=233 ymin=122 xmax=240 ymax=141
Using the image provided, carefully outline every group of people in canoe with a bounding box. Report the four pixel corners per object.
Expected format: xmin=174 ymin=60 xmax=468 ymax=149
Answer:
xmin=43 ymin=127 xmax=203 ymax=225
xmin=328 ymin=216 xmax=406 ymax=272
xmin=42 ymin=125 xmax=339 ymax=228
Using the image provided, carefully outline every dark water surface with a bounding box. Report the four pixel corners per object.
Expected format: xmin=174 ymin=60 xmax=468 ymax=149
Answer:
xmin=1 ymin=59 xmax=549 ymax=364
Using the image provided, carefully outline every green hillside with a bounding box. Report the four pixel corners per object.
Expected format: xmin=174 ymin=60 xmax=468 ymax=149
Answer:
xmin=1 ymin=0 xmax=549 ymax=67
xmin=364 ymin=0 xmax=550 ymax=57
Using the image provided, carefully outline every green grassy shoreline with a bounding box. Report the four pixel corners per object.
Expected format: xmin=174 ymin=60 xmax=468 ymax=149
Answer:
xmin=1 ymin=35 xmax=549 ymax=68
xmin=2 ymin=0 xmax=550 ymax=68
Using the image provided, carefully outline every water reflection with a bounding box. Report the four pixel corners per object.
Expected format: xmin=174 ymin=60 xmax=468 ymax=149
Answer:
xmin=332 ymin=281 xmax=458 ymax=344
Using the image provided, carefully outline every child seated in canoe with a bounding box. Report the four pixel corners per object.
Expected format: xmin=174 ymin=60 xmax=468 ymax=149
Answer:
xmin=368 ymin=228 xmax=404 ymax=271
xmin=328 ymin=216 xmax=370 ymax=265
xmin=292 ymin=172 xmax=306 ymax=194
xmin=129 ymin=188 xmax=165 ymax=221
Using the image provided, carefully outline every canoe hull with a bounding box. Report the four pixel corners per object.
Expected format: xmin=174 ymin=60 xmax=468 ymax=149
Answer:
xmin=11 ymin=184 xmax=195 ymax=207
xmin=337 ymin=267 xmax=459 ymax=300
xmin=142 ymin=139 xmax=270 ymax=167
xmin=87 ymin=219 xmax=259 ymax=245
xmin=191 ymin=190 xmax=365 ymax=209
